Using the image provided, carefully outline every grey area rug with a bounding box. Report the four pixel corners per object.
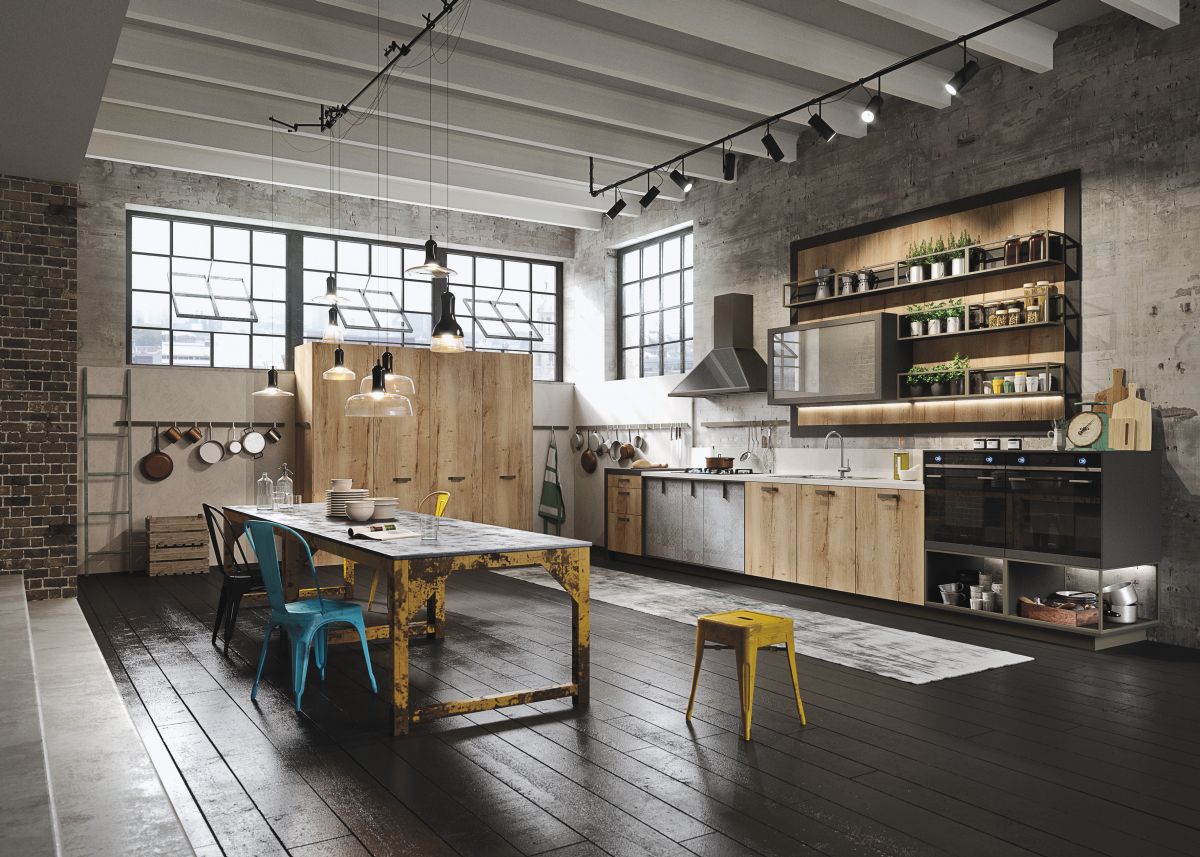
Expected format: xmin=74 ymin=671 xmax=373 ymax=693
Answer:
xmin=493 ymin=564 xmax=1032 ymax=684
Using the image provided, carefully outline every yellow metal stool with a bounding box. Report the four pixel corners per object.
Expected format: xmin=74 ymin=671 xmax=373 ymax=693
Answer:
xmin=686 ymin=610 xmax=807 ymax=741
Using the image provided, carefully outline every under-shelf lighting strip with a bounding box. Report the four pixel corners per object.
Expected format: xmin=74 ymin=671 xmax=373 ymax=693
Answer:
xmin=588 ymin=0 xmax=1063 ymax=202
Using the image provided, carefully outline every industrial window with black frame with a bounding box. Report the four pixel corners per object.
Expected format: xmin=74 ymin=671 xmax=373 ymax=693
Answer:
xmin=127 ymin=212 xmax=563 ymax=381
xmin=618 ymin=228 xmax=693 ymax=379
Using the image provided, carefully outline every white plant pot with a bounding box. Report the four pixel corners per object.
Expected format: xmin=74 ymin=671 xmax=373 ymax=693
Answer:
xmin=909 ymin=320 xmax=925 ymax=337
xmin=929 ymin=261 xmax=947 ymax=279
xmin=927 ymin=318 xmax=943 ymax=336
xmin=946 ymin=315 xmax=962 ymax=333
xmin=907 ymin=265 xmax=926 ymax=283
xmin=951 ymin=255 xmax=969 ymax=277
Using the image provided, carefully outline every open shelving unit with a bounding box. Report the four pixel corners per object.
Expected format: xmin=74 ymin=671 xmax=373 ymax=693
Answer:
xmin=897 ymin=362 xmax=1066 ymax=402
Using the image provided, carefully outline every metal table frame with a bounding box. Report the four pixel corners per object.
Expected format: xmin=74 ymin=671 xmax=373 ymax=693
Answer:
xmin=222 ymin=505 xmax=590 ymax=736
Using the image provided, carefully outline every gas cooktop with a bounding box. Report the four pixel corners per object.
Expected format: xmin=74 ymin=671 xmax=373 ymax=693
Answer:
xmin=684 ymin=468 xmax=754 ymax=475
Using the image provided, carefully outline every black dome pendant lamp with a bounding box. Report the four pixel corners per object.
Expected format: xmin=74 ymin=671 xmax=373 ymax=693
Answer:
xmin=431 ymin=290 xmax=466 ymax=354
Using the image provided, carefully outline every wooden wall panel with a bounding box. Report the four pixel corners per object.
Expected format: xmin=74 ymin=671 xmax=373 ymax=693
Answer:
xmin=370 ymin=346 xmax=431 ymax=512
xmin=481 ymin=352 xmax=533 ymax=530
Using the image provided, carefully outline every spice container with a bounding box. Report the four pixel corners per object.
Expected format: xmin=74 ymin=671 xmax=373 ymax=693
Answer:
xmin=1003 ymin=234 xmax=1022 ymax=266
xmin=968 ymin=304 xmax=985 ymax=330
xmin=1025 ymin=302 xmax=1042 ymax=323
xmin=986 ymin=303 xmax=1005 ymax=328
xmin=1005 ymin=300 xmax=1024 ymax=325
xmin=1027 ymin=230 xmax=1047 ymax=261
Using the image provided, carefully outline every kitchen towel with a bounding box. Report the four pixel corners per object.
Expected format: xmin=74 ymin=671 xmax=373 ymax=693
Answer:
xmin=538 ymin=431 xmax=567 ymax=534
xmin=493 ymin=564 xmax=1033 ymax=684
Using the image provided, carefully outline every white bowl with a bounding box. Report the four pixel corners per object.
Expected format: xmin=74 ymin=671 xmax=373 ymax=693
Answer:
xmin=330 ymin=478 xmax=353 ymax=491
xmin=899 ymin=465 xmax=922 ymax=481
xmin=345 ymin=500 xmax=375 ymax=521
xmin=371 ymin=499 xmax=399 ymax=520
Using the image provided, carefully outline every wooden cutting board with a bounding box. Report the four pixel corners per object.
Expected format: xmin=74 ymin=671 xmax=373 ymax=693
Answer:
xmin=1094 ymin=368 xmax=1127 ymax=416
xmin=1109 ymin=417 xmax=1136 ymax=450
xmin=1110 ymin=382 xmax=1152 ymax=451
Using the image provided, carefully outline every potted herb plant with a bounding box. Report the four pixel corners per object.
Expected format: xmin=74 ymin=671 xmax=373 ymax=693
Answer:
xmin=905 ymin=240 xmax=928 ymax=283
xmin=905 ymin=303 xmax=927 ymax=337
xmin=928 ymin=236 xmax=949 ymax=279
xmin=929 ymin=353 xmax=970 ymax=397
xmin=905 ymin=364 xmax=931 ymax=398
xmin=951 ymin=230 xmax=977 ymax=276
xmin=942 ymin=297 xmax=965 ymax=333
xmin=925 ymin=300 xmax=946 ymax=335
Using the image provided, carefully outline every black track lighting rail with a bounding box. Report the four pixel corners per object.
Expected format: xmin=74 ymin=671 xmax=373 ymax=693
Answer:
xmin=588 ymin=0 xmax=1062 ymax=198
xmin=268 ymin=0 xmax=463 ymax=134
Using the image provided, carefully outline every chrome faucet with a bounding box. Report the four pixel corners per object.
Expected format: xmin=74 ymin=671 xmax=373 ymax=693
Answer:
xmin=824 ymin=430 xmax=851 ymax=478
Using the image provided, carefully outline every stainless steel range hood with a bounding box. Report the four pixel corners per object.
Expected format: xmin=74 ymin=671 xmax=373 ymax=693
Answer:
xmin=669 ymin=293 xmax=767 ymax=397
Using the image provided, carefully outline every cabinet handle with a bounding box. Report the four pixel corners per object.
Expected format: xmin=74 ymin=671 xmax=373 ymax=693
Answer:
xmin=815 ymin=489 xmax=835 ymax=496
xmin=761 ymin=486 xmax=779 ymax=494
xmin=617 ymin=478 xmax=633 ymax=485
xmin=878 ymin=493 xmax=900 ymax=500
xmin=975 ymin=476 xmax=996 ymax=481
xmin=392 ymin=477 xmax=412 ymax=483
xmin=926 ymin=473 xmax=943 ymax=479
xmin=448 ymin=476 xmax=466 ymax=482
xmin=617 ymin=515 xmax=630 ymax=522
xmin=500 ymin=474 xmax=517 ymax=480
xmin=617 ymin=490 xmax=630 ymax=496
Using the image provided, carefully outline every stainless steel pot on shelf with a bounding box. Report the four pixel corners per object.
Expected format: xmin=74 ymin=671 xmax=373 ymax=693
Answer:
xmin=1101 ymin=581 xmax=1138 ymax=606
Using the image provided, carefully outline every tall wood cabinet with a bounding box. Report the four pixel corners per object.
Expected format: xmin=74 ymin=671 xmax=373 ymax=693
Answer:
xmin=294 ymin=343 xmax=532 ymax=530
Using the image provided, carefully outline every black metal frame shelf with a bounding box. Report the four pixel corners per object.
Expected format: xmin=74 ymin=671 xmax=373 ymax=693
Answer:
xmin=898 ymin=294 xmax=1066 ymax=342
xmin=783 ymin=230 xmax=1074 ymax=310
xmin=897 ymin=361 xmax=1065 ymax=401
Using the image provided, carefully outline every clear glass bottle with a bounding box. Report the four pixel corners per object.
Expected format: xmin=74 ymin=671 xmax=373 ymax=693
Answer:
xmin=256 ymin=472 xmax=275 ymax=511
xmin=276 ymin=463 xmax=294 ymax=509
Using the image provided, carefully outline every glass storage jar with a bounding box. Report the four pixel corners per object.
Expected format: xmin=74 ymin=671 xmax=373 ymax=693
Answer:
xmin=1027 ymin=230 xmax=1047 ymax=262
xmin=1005 ymin=300 xmax=1024 ymax=325
xmin=1003 ymin=234 xmax=1022 ymax=266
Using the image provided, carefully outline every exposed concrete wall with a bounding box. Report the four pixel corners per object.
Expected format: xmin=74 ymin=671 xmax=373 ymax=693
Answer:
xmin=565 ymin=8 xmax=1200 ymax=647
xmin=77 ymin=159 xmax=576 ymax=367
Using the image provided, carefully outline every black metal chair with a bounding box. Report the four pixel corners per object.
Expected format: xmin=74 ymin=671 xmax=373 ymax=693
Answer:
xmin=202 ymin=503 xmax=266 ymax=654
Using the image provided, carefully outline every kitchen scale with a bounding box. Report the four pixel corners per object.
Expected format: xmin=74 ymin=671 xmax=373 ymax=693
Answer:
xmin=1066 ymin=401 xmax=1109 ymax=451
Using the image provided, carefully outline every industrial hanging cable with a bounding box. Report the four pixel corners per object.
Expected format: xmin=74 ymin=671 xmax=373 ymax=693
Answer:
xmin=588 ymin=0 xmax=1064 ymax=199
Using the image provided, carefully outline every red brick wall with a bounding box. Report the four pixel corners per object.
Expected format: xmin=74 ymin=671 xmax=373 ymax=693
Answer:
xmin=0 ymin=175 xmax=79 ymax=599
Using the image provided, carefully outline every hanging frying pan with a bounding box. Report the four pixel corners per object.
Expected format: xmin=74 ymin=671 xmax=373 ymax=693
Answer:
xmin=580 ymin=447 xmax=598 ymax=474
xmin=140 ymin=424 xmax=174 ymax=481
xmin=242 ymin=425 xmax=266 ymax=458
xmin=198 ymin=423 xmax=225 ymax=465
xmin=226 ymin=424 xmax=243 ymax=456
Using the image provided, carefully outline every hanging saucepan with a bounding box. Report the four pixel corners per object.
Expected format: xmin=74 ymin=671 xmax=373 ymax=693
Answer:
xmin=609 ymin=433 xmax=622 ymax=461
xmin=619 ymin=428 xmax=636 ymax=463
xmin=571 ymin=428 xmax=585 ymax=452
xmin=226 ymin=423 xmax=243 ymax=456
xmin=140 ymin=424 xmax=174 ymax=481
xmin=266 ymin=422 xmax=282 ymax=443
xmin=242 ymin=425 xmax=266 ymax=458
xmin=634 ymin=427 xmax=647 ymax=452
xmin=198 ymin=422 xmax=225 ymax=465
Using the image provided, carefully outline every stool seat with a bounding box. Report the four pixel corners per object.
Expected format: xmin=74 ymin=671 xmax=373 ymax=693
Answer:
xmin=687 ymin=609 xmax=807 ymax=740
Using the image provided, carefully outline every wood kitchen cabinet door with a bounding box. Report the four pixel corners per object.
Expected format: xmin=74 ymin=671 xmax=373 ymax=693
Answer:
xmin=480 ymin=353 xmax=532 ymax=529
xmin=371 ymin=346 xmax=431 ymax=513
xmin=745 ymin=482 xmax=798 ymax=581
xmin=428 ymin=350 xmax=483 ymax=522
xmin=854 ymin=488 xmax=924 ymax=604
xmin=293 ymin=342 xmax=375 ymax=500
xmin=796 ymin=484 xmax=856 ymax=592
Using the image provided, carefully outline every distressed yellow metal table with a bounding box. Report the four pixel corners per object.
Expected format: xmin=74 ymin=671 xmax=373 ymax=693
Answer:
xmin=222 ymin=503 xmax=591 ymax=735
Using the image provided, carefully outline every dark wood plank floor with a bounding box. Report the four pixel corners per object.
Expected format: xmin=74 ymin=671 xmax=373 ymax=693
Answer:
xmin=78 ymin=556 xmax=1200 ymax=857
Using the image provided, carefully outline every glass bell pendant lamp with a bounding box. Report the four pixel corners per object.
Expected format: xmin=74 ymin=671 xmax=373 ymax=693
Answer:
xmin=312 ymin=272 xmax=352 ymax=305
xmin=322 ymin=307 xmax=346 ymax=343
xmin=431 ymin=291 xmax=466 ymax=354
xmin=345 ymin=362 xmax=413 ymax=417
xmin=404 ymin=237 xmax=457 ymax=279
xmin=322 ymin=346 xmax=356 ymax=381
xmin=252 ymin=366 xmax=294 ymax=397
xmin=377 ymin=350 xmax=417 ymax=395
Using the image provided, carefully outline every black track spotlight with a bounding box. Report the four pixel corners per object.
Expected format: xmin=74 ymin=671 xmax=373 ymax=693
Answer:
xmin=862 ymin=93 xmax=883 ymax=124
xmin=638 ymin=183 xmax=660 ymax=209
xmin=722 ymin=149 xmax=737 ymax=181
xmin=605 ymin=194 xmax=627 ymax=220
xmin=808 ymin=108 xmax=837 ymax=143
xmin=669 ymin=167 xmax=693 ymax=193
xmin=945 ymin=59 xmax=979 ymax=96
xmin=760 ymin=126 xmax=785 ymax=162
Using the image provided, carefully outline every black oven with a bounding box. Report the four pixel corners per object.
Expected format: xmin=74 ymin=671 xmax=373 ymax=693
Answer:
xmin=924 ymin=451 xmax=1008 ymax=551
xmin=1005 ymin=452 xmax=1102 ymax=561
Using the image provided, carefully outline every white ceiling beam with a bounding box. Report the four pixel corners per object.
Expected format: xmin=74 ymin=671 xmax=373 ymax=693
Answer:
xmin=570 ymin=0 xmax=950 ymax=108
xmin=834 ymin=0 xmax=1057 ymax=72
xmin=1100 ymin=0 xmax=1179 ymax=28
xmin=113 ymin=24 xmax=731 ymax=179
xmin=100 ymin=65 xmax=683 ymax=201
xmin=86 ymin=131 xmax=603 ymax=232
xmin=92 ymin=102 xmax=633 ymax=217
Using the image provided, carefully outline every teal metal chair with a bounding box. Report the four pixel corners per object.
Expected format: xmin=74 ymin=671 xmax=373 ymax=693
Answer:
xmin=244 ymin=520 xmax=378 ymax=711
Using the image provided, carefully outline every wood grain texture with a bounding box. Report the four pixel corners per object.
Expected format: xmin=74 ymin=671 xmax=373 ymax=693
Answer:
xmin=854 ymin=488 xmax=924 ymax=605
xmin=429 ymin=351 xmax=483 ymax=522
xmin=745 ymin=483 xmax=798 ymax=582
xmin=608 ymin=512 xmax=643 ymax=556
xmin=795 ymin=485 xmax=856 ymax=593
xmin=371 ymin=345 xmax=431 ymax=512
xmin=793 ymin=395 xmax=1066 ymax=426
xmin=1110 ymin=383 xmax=1152 ymax=451
xmin=481 ymin=352 xmax=533 ymax=530
xmin=607 ymin=486 xmax=642 ymax=516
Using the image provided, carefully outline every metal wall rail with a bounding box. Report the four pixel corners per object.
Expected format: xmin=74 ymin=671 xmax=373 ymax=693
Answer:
xmin=575 ymin=422 xmax=690 ymax=432
xmin=700 ymin=419 xmax=789 ymax=429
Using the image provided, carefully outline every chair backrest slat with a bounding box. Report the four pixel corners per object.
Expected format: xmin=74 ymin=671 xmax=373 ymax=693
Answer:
xmin=202 ymin=503 xmax=253 ymax=575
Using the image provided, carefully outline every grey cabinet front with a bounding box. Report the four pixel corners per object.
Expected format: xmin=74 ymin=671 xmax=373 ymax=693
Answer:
xmin=644 ymin=478 xmax=683 ymax=561
xmin=701 ymin=482 xmax=745 ymax=572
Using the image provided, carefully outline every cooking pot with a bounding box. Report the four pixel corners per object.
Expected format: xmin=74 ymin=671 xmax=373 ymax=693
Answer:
xmin=242 ymin=426 xmax=267 ymax=457
xmin=705 ymin=456 xmax=733 ymax=470
xmin=1101 ymin=581 xmax=1138 ymax=607
xmin=1105 ymin=604 xmax=1139 ymax=624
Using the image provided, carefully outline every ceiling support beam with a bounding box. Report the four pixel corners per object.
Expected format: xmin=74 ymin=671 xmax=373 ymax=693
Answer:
xmin=1099 ymin=0 xmax=1179 ymax=28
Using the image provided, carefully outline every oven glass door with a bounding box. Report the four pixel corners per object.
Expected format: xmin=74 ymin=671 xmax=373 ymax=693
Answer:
xmin=1007 ymin=470 xmax=1102 ymax=559
xmin=924 ymin=466 xmax=1008 ymax=549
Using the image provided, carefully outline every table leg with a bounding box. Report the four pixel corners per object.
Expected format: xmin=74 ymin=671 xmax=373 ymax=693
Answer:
xmin=391 ymin=559 xmax=412 ymax=736
xmin=570 ymin=547 xmax=590 ymax=707
xmin=427 ymin=582 xmax=446 ymax=640
xmin=280 ymin=531 xmax=303 ymax=601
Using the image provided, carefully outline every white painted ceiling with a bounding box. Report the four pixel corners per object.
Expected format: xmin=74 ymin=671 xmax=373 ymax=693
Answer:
xmin=76 ymin=0 xmax=1179 ymax=229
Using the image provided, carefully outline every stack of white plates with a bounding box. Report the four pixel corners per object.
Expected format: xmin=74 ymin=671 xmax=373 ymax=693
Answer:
xmin=325 ymin=488 xmax=369 ymax=517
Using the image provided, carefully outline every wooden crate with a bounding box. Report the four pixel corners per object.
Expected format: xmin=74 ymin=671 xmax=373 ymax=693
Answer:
xmin=1019 ymin=601 xmax=1099 ymax=627
xmin=146 ymin=514 xmax=210 ymax=576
